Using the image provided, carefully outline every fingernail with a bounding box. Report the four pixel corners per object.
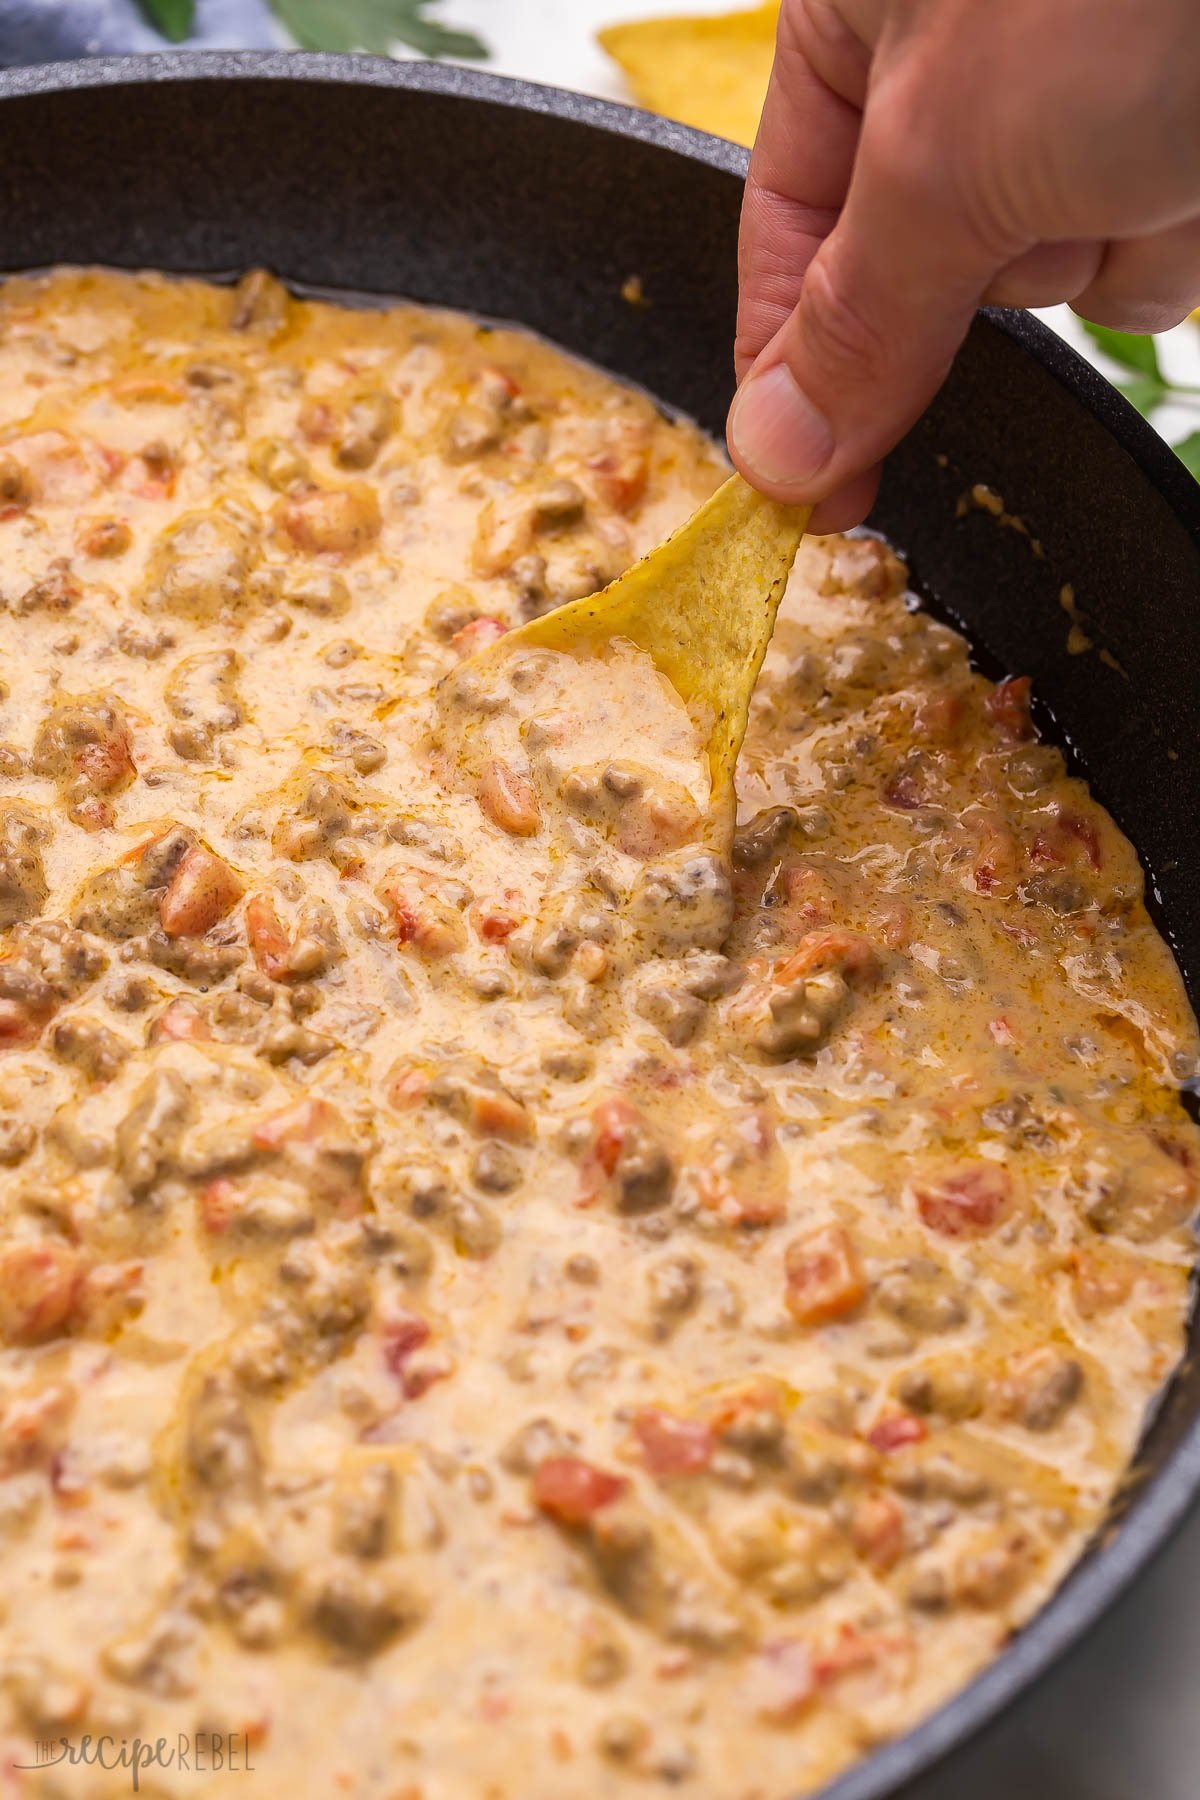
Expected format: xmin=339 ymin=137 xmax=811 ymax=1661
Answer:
xmin=728 ymin=361 xmax=833 ymax=489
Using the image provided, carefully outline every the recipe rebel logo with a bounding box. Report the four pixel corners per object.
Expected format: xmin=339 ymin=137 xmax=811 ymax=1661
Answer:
xmin=15 ymin=1731 xmax=257 ymax=1789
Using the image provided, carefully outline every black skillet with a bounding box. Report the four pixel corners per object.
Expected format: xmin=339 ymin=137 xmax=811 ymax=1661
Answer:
xmin=0 ymin=50 xmax=1197 ymax=1800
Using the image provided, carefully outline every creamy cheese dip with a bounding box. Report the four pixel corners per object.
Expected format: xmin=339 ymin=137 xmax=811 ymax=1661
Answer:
xmin=0 ymin=267 xmax=1195 ymax=1799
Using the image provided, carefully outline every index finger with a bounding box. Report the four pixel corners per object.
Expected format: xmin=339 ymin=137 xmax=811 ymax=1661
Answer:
xmin=735 ymin=4 xmax=863 ymax=380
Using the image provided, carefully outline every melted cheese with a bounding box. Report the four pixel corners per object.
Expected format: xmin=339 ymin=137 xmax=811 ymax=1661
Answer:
xmin=0 ymin=267 xmax=1195 ymax=1800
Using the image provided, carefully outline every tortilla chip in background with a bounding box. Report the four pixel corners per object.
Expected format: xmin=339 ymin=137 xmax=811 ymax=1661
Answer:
xmin=599 ymin=4 xmax=779 ymax=148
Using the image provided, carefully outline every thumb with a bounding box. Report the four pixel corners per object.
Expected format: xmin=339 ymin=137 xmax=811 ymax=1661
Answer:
xmin=728 ymin=88 xmax=1009 ymax=505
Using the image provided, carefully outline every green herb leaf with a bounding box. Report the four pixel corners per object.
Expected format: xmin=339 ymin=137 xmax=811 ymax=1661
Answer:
xmin=1171 ymin=430 xmax=1200 ymax=482
xmin=271 ymin=0 xmax=489 ymax=59
xmin=1115 ymin=375 xmax=1167 ymax=419
xmin=136 ymin=0 xmax=196 ymax=41
xmin=1081 ymin=319 xmax=1162 ymax=380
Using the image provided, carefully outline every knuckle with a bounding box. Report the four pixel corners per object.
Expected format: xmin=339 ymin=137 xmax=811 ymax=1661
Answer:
xmin=799 ymin=254 xmax=893 ymax=378
xmin=735 ymin=290 xmax=795 ymax=377
xmin=733 ymin=330 xmax=761 ymax=379
xmin=874 ymin=68 xmax=1025 ymax=261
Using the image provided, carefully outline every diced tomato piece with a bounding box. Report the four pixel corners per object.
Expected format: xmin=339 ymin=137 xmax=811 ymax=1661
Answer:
xmin=134 ymin=471 xmax=176 ymax=501
xmin=381 ymin=1310 xmax=432 ymax=1377
xmin=692 ymin=1109 xmax=787 ymax=1228
xmin=633 ymin=1408 xmax=714 ymax=1478
xmin=275 ymin=484 xmax=381 ymax=556
xmin=380 ymin=872 xmax=466 ymax=958
xmin=591 ymin=1096 xmax=641 ymax=1178
xmin=970 ymin=817 xmax=1023 ymax=896
xmin=120 ymin=830 xmax=166 ymax=865
xmin=451 ymin=616 xmax=509 ymax=657
xmin=72 ymin=795 xmax=114 ymax=832
xmin=75 ymin=728 xmax=135 ymax=796
xmin=0 ymin=993 xmax=51 ymax=1048
xmin=813 ymin=1622 xmax=911 ymax=1686
xmin=984 ymin=675 xmax=1035 ymax=742
xmin=387 ymin=1061 xmax=431 ymax=1109
xmin=478 ymin=758 xmax=540 ymax=837
xmin=298 ymin=400 xmax=336 ymax=443
xmin=883 ymin=773 xmax=924 ymax=811
xmin=780 ymin=863 xmax=837 ymax=928
xmin=912 ymin=686 xmax=964 ymax=745
xmin=199 ymin=1177 xmax=239 ymax=1234
xmin=245 ymin=892 xmax=292 ymax=980
xmin=469 ymin=1085 xmax=533 ymax=1142
xmin=587 ymin=446 xmax=649 ymax=514
xmin=1031 ymin=807 xmax=1103 ymax=872
xmin=914 ymin=1164 xmax=1011 ymax=1237
xmin=532 ymin=1456 xmax=628 ymax=1525
xmin=388 ymin=891 xmax=421 ymax=946
xmin=475 ymin=906 xmax=520 ymax=942
xmin=159 ymin=845 xmax=244 ymax=938
xmin=0 ymin=1381 xmax=76 ymax=1474
xmin=613 ymin=781 xmax=701 ymax=861
xmin=152 ymin=998 xmax=209 ymax=1042
xmin=95 ymin=443 xmax=128 ymax=480
xmin=695 ymin=1173 xmax=787 ymax=1230
xmin=478 ymin=365 xmax=522 ymax=405
xmin=751 ymin=1639 xmax=816 ymax=1723
xmin=402 ymin=1355 xmax=452 ymax=1401
xmin=774 ymin=930 xmax=877 ymax=986
xmin=0 ymin=1243 xmax=86 ymax=1345
xmin=847 ymin=1491 xmax=906 ymax=1571
xmin=784 ymin=1224 xmax=867 ymax=1326
xmin=706 ymin=1377 xmax=789 ymax=1439
xmin=252 ymin=1097 xmax=344 ymax=1152
xmin=867 ymin=1412 xmax=927 ymax=1453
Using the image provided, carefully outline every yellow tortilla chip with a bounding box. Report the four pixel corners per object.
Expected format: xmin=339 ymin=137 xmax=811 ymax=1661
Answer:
xmin=599 ymin=4 xmax=779 ymax=148
xmin=512 ymin=474 xmax=807 ymax=804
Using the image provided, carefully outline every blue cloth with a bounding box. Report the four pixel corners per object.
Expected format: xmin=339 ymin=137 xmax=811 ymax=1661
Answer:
xmin=0 ymin=0 xmax=281 ymax=66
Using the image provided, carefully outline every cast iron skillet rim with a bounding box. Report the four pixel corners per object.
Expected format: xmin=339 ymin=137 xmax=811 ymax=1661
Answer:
xmin=1 ymin=49 xmax=1198 ymax=1800
xmin=0 ymin=47 xmax=756 ymax=172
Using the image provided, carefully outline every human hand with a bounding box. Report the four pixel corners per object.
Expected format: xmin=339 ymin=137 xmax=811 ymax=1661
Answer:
xmin=727 ymin=0 xmax=1200 ymax=531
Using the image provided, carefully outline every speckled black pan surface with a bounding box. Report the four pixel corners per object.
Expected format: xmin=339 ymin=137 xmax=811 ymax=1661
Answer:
xmin=0 ymin=51 xmax=1197 ymax=1800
